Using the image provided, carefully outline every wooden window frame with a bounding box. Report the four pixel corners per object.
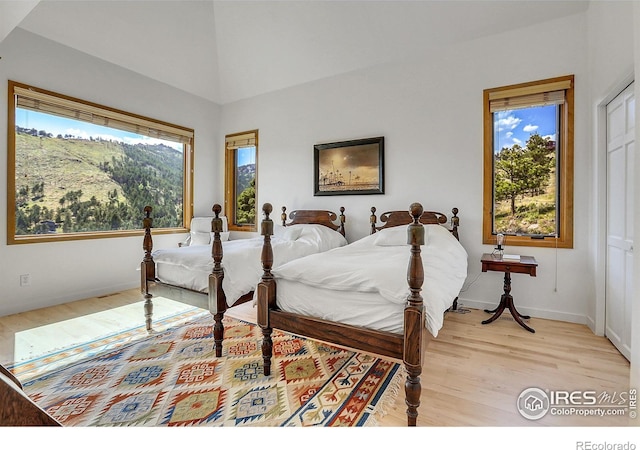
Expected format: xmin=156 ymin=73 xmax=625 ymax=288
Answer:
xmin=7 ymin=80 xmax=194 ymax=244
xmin=482 ymin=75 xmax=574 ymax=249
xmin=224 ymin=130 xmax=258 ymax=232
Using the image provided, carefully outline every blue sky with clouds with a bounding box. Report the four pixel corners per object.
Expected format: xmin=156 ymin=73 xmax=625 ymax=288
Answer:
xmin=15 ymin=109 xmax=183 ymax=151
xmin=493 ymin=104 xmax=558 ymax=152
xmin=236 ymin=146 xmax=256 ymax=167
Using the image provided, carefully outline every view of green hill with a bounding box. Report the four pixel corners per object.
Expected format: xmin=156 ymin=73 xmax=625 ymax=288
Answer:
xmin=15 ymin=133 xmax=126 ymax=212
xmin=492 ymin=133 xmax=557 ymax=236
xmin=236 ymin=163 xmax=255 ymax=194
xmin=14 ymin=131 xmax=184 ymax=235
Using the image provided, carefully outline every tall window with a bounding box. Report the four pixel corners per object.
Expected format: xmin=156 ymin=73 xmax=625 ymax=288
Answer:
xmin=7 ymin=81 xmax=194 ymax=244
xmin=225 ymin=130 xmax=257 ymax=232
xmin=483 ymin=75 xmax=574 ymax=249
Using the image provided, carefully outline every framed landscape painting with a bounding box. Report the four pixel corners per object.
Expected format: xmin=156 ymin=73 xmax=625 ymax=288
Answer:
xmin=313 ymin=137 xmax=384 ymax=196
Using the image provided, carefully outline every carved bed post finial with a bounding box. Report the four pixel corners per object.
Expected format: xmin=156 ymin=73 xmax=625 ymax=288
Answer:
xmin=281 ymin=206 xmax=287 ymax=226
xmin=451 ymin=207 xmax=460 ymax=241
xmin=339 ymin=206 xmax=346 ymax=236
xmin=370 ymin=206 xmax=377 ymax=234
xmin=404 ymin=202 xmax=425 ymax=426
xmin=210 ymin=203 xmax=226 ymax=357
xmin=141 ymin=206 xmax=155 ymax=333
xmin=258 ymin=203 xmax=276 ymax=375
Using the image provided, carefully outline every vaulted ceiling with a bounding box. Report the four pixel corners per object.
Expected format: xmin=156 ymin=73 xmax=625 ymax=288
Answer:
xmin=1 ymin=0 xmax=590 ymax=105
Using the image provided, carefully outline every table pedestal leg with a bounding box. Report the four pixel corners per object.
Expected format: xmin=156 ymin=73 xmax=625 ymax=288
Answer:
xmin=482 ymin=295 xmax=506 ymax=322
xmin=482 ymin=271 xmax=535 ymax=333
xmin=505 ymin=295 xmax=535 ymax=333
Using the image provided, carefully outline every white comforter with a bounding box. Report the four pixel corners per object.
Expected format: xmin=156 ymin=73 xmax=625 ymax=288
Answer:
xmin=152 ymin=224 xmax=347 ymax=305
xmin=271 ymin=224 xmax=468 ymax=336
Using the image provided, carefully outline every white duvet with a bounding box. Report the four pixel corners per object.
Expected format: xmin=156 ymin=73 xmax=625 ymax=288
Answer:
xmin=152 ymin=224 xmax=347 ymax=306
xmin=271 ymin=224 xmax=468 ymax=337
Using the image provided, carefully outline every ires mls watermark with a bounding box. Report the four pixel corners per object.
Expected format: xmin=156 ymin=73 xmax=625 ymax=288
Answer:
xmin=517 ymin=387 xmax=637 ymax=420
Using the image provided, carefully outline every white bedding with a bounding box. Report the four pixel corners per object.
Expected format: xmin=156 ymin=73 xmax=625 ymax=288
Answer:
xmin=152 ymin=224 xmax=347 ymax=306
xmin=271 ymin=224 xmax=468 ymax=337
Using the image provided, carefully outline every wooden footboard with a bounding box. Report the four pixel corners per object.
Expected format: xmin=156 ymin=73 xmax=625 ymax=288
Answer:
xmin=141 ymin=203 xmax=238 ymax=357
xmin=0 ymin=364 xmax=61 ymax=426
xmin=257 ymin=202 xmax=427 ymax=426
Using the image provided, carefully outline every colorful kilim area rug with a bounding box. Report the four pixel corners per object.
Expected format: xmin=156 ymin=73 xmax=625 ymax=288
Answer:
xmin=17 ymin=312 xmax=403 ymax=427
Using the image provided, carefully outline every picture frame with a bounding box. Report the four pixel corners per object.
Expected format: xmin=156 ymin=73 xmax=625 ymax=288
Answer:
xmin=314 ymin=136 xmax=384 ymax=196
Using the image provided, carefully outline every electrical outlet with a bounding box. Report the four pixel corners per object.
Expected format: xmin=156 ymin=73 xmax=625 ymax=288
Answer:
xmin=19 ymin=274 xmax=31 ymax=287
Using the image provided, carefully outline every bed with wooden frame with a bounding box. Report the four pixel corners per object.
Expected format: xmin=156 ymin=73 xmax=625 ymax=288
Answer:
xmin=256 ymin=202 xmax=464 ymax=426
xmin=0 ymin=363 xmax=60 ymax=426
xmin=140 ymin=203 xmax=346 ymax=357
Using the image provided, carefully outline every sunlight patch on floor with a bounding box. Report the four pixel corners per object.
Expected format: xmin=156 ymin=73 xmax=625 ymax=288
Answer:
xmin=13 ymin=297 xmax=201 ymax=365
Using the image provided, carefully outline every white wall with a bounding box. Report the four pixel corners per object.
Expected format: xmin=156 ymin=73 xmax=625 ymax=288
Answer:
xmin=584 ymin=0 xmax=638 ymax=398
xmin=222 ymin=12 xmax=591 ymax=324
xmin=0 ymin=29 xmax=222 ymax=316
xmin=587 ymin=1 xmax=636 ymax=335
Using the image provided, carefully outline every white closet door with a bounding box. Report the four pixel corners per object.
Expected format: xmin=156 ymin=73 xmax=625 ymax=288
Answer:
xmin=606 ymin=82 xmax=634 ymax=360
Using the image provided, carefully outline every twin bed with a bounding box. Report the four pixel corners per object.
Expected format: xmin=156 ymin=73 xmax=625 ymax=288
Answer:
xmin=141 ymin=204 xmax=347 ymax=356
xmin=256 ymin=202 xmax=466 ymax=426
xmin=141 ymin=201 xmax=467 ymax=426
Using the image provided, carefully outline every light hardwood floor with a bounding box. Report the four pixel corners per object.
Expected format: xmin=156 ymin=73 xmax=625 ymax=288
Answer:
xmin=0 ymin=289 xmax=633 ymax=427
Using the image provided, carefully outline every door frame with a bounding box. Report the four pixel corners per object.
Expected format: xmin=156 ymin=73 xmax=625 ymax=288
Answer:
xmin=594 ymin=73 xmax=635 ymax=337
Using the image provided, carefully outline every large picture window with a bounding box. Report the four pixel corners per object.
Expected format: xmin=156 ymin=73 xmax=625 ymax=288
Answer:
xmin=483 ymin=75 xmax=574 ymax=249
xmin=225 ymin=130 xmax=257 ymax=232
xmin=7 ymin=81 xmax=194 ymax=244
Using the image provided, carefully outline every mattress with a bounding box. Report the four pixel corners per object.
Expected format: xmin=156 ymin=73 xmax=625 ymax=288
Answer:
xmin=271 ymin=224 xmax=468 ymax=337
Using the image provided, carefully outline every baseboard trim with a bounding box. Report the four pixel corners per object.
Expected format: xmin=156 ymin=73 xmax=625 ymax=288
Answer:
xmin=0 ymin=282 xmax=139 ymax=317
xmin=584 ymin=315 xmax=600 ymax=335
xmin=457 ymin=296 xmax=588 ymax=325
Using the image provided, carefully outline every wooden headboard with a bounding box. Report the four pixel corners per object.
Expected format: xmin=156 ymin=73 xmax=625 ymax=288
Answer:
xmin=274 ymin=205 xmax=346 ymax=236
xmin=370 ymin=206 xmax=460 ymax=240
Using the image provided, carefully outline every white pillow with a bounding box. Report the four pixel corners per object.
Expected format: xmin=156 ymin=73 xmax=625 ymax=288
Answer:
xmin=187 ymin=231 xmax=230 ymax=247
xmin=190 ymin=231 xmax=211 ymax=246
xmin=273 ymin=224 xmax=303 ymax=241
xmin=272 ymin=224 xmax=286 ymax=238
xmin=190 ymin=216 xmax=228 ymax=233
xmin=188 ymin=216 xmax=229 ymax=246
xmin=296 ymin=224 xmax=348 ymax=251
xmin=373 ymin=226 xmax=407 ymax=246
xmin=374 ymin=224 xmax=428 ymax=246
